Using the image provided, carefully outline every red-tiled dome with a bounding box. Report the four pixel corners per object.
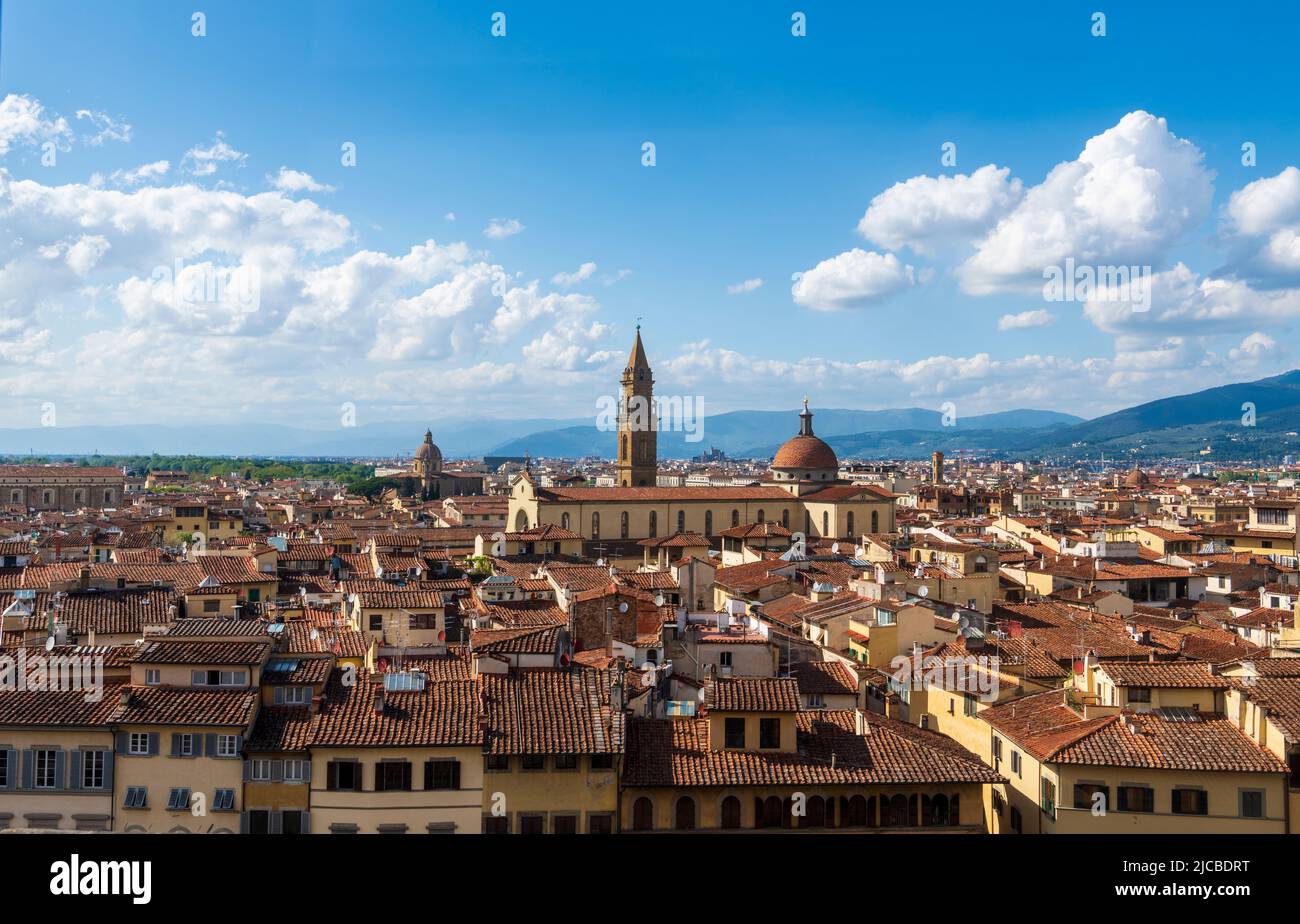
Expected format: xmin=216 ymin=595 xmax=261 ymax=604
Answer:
xmin=1123 ymin=467 xmax=1149 ymax=487
xmin=772 ymin=434 xmax=838 ymax=471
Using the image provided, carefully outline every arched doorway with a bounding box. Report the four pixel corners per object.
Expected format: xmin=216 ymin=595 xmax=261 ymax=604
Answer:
xmin=632 ymin=797 xmax=653 ymax=831
xmin=757 ymin=795 xmax=784 ymax=829
xmin=720 ymin=795 xmax=742 ymax=830
xmin=843 ymin=794 xmax=868 ymax=827
xmin=882 ymin=794 xmax=909 ymax=826
xmin=674 ymin=796 xmax=697 ymax=830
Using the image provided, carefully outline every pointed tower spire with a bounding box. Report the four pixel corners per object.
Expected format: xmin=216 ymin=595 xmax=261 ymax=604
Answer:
xmin=799 ymin=397 xmax=814 ymax=436
xmin=628 ymin=324 xmax=650 ymax=372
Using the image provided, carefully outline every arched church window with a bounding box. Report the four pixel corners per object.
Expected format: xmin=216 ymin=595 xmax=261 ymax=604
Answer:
xmin=592 ymin=512 xmax=600 ymax=539
xmin=620 ymin=511 xmax=629 ymax=539
xmin=677 ymin=511 xmax=685 ymax=533
xmin=704 ymin=511 xmax=712 ymax=535
xmin=649 ymin=511 xmax=657 ymax=538
xmin=731 ymin=510 xmax=739 ymax=528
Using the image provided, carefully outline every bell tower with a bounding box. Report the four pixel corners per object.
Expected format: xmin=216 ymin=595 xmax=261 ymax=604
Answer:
xmin=616 ymin=326 xmax=657 ymax=487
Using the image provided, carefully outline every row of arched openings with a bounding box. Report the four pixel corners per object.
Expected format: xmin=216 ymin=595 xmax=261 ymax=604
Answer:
xmin=631 ymin=793 xmax=960 ymax=831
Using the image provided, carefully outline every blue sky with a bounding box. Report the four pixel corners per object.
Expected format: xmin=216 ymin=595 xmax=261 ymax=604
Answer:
xmin=3 ymin=0 xmax=1300 ymax=429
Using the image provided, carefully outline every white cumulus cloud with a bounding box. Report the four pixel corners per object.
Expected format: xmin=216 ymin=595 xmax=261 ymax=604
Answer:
xmin=726 ymin=277 xmax=764 ymax=295
xmin=483 ymin=218 xmax=524 ymax=239
xmin=997 ymin=309 xmax=1054 ymax=330
xmin=792 ymin=249 xmax=915 ymax=311
xmin=858 ymin=164 xmax=1023 ymax=255
xmin=959 ymin=111 xmax=1214 ymax=295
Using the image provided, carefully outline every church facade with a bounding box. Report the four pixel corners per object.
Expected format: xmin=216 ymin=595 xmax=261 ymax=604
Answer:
xmin=507 ymin=331 xmax=895 ymax=553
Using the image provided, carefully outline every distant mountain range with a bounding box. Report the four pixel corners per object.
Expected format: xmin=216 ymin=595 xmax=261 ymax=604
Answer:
xmin=489 ymin=408 xmax=1084 ymax=459
xmin=4 ymin=370 xmax=1300 ymax=461
xmin=794 ymin=369 xmax=1300 ymax=462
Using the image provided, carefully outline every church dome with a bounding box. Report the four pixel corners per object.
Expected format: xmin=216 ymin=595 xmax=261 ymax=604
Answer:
xmin=771 ymin=400 xmax=838 ymax=477
xmin=415 ymin=430 xmax=442 ymax=465
xmin=773 ymin=434 xmax=838 ymax=471
xmin=1123 ymin=466 xmax=1149 ymax=487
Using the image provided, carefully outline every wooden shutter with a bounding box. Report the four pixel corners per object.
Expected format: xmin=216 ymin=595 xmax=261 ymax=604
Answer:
xmin=147 ymin=733 xmax=160 ymax=756
xmin=68 ymin=751 xmax=81 ymax=791
xmin=450 ymin=760 xmax=461 ymax=790
xmin=269 ymin=811 xmax=283 ymax=835
xmin=204 ymin=734 xmax=217 ymax=757
xmin=326 ymin=761 xmax=338 ymax=791
xmin=20 ymin=750 xmax=33 ymax=790
xmin=53 ymin=750 xmax=66 ymax=791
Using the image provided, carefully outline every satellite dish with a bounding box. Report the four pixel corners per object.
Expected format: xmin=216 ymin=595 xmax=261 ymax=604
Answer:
xmin=618 ymin=602 xmax=629 ymax=613
xmin=44 ymin=635 xmax=55 ymax=652
xmin=918 ymin=586 xmax=929 ymax=598
xmin=654 ymin=594 xmax=665 ymax=607
xmin=596 ymin=558 xmax=606 ymax=567
xmin=310 ymin=628 xmax=319 ymax=641
xmin=831 ymin=542 xmax=840 ymax=554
